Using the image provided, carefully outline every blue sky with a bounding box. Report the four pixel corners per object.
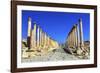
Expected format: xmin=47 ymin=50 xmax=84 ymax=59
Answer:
xmin=22 ymin=10 xmax=90 ymax=44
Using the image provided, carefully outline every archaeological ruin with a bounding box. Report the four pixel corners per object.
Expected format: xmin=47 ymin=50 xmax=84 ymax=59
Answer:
xmin=22 ymin=17 xmax=90 ymax=60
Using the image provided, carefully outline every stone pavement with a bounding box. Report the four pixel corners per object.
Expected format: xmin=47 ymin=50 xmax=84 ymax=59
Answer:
xmin=22 ymin=48 xmax=80 ymax=63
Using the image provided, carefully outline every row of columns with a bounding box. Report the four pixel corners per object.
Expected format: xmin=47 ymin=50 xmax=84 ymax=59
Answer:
xmin=66 ymin=18 xmax=84 ymax=54
xmin=66 ymin=25 xmax=78 ymax=48
xmin=27 ymin=17 xmax=59 ymax=51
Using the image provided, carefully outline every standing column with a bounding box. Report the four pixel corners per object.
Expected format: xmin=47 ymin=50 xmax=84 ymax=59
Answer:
xmin=33 ymin=23 xmax=37 ymax=49
xmin=73 ymin=29 xmax=75 ymax=47
xmin=37 ymin=26 xmax=40 ymax=48
xmin=73 ymin=27 xmax=76 ymax=48
xmin=79 ymin=18 xmax=84 ymax=50
xmin=41 ymin=29 xmax=44 ymax=48
xmin=42 ymin=32 xmax=45 ymax=48
xmin=70 ymin=32 xmax=72 ymax=47
xmin=49 ymin=37 xmax=52 ymax=48
xmin=48 ymin=36 xmax=51 ymax=48
xmin=30 ymin=23 xmax=37 ymax=49
xmin=74 ymin=25 xmax=78 ymax=48
xmin=72 ymin=27 xmax=75 ymax=48
xmin=46 ymin=34 xmax=49 ymax=50
xmin=39 ymin=28 xmax=42 ymax=48
xmin=44 ymin=32 xmax=47 ymax=48
xmin=69 ymin=34 xmax=71 ymax=48
xmin=76 ymin=24 xmax=80 ymax=48
xmin=27 ymin=17 xmax=32 ymax=49
xmin=47 ymin=35 xmax=49 ymax=48
xmin=30 ymin=29 xmax=34 ymax=49
xmin=41 ymin=31 xmax=44 ymax=47
xmin=72 ymin=30 xmax=74 ymax=47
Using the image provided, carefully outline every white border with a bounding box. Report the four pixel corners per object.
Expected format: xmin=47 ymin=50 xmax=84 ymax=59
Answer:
xmin=17 ymin=5 xmax=94 ymax=68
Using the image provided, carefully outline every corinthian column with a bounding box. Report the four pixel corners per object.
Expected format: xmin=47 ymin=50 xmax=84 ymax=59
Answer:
xmin=79 ymin=18 xmax=84 ymax=49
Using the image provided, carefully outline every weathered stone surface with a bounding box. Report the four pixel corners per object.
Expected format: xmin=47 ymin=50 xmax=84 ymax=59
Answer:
xmin=22 ymin=48 xmax=80 ymax=62
xmin=22 ymin=17 xmax=89 ymax=61
xmin=76 ymin=48 xmax=83 ymax=55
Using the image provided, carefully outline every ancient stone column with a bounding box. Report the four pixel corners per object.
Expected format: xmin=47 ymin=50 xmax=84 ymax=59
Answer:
xmin=37 ymin=26 xmax=40 ymax=48
xmin=44 ymin=32 xmax=47 ymax=48
xmin=72 ymin=29 xmax=74 ymax=47
xmin=74 ymin=25 xmax=78 ymax=48
xmin=27 ymin=17 xmax=32 ymax=49
xmin=46 ymin=35 xmax=49 ymax=48
xmin=34 ymin=23 xmax=37 ymax=47
xmin=73 ymin=26 xmax=77 ymax=48
xmin=76 ymin=24 xmax=80 ymax=48
xmin=31 ymin=23 xmax=37 ymax=49
xmin=30 ymin=29 xmax=34 ymax=49
xmin=79 ymin=18 xmax=84 ymax=49
xmin=42 ymin=31 xmax=45 ymax=47
xmin=69 ymin=33 xmax=72 ymax=47
xmin=70 ymin=32 xmax=72 ymax=47
xmin=46 ymin=34 xmax=49 ymax=50
xmin=48 ymin=37 xmax=50 ymax=48
xmin=69 ymin=34 xmax=71 ymax=48
xmin=39 ymin=28 xmax=42 ymax=48
xmin=73 ymin=29 xmax=76 ymax=47
xmin=41 ymin=29 xmax=44 ymax=48
xmin=41 ymin=31 xmax=43 ymax=47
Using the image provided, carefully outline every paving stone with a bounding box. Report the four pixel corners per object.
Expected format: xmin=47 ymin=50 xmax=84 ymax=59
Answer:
xmin=22 ymin=48 xmax=89 ymax=62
